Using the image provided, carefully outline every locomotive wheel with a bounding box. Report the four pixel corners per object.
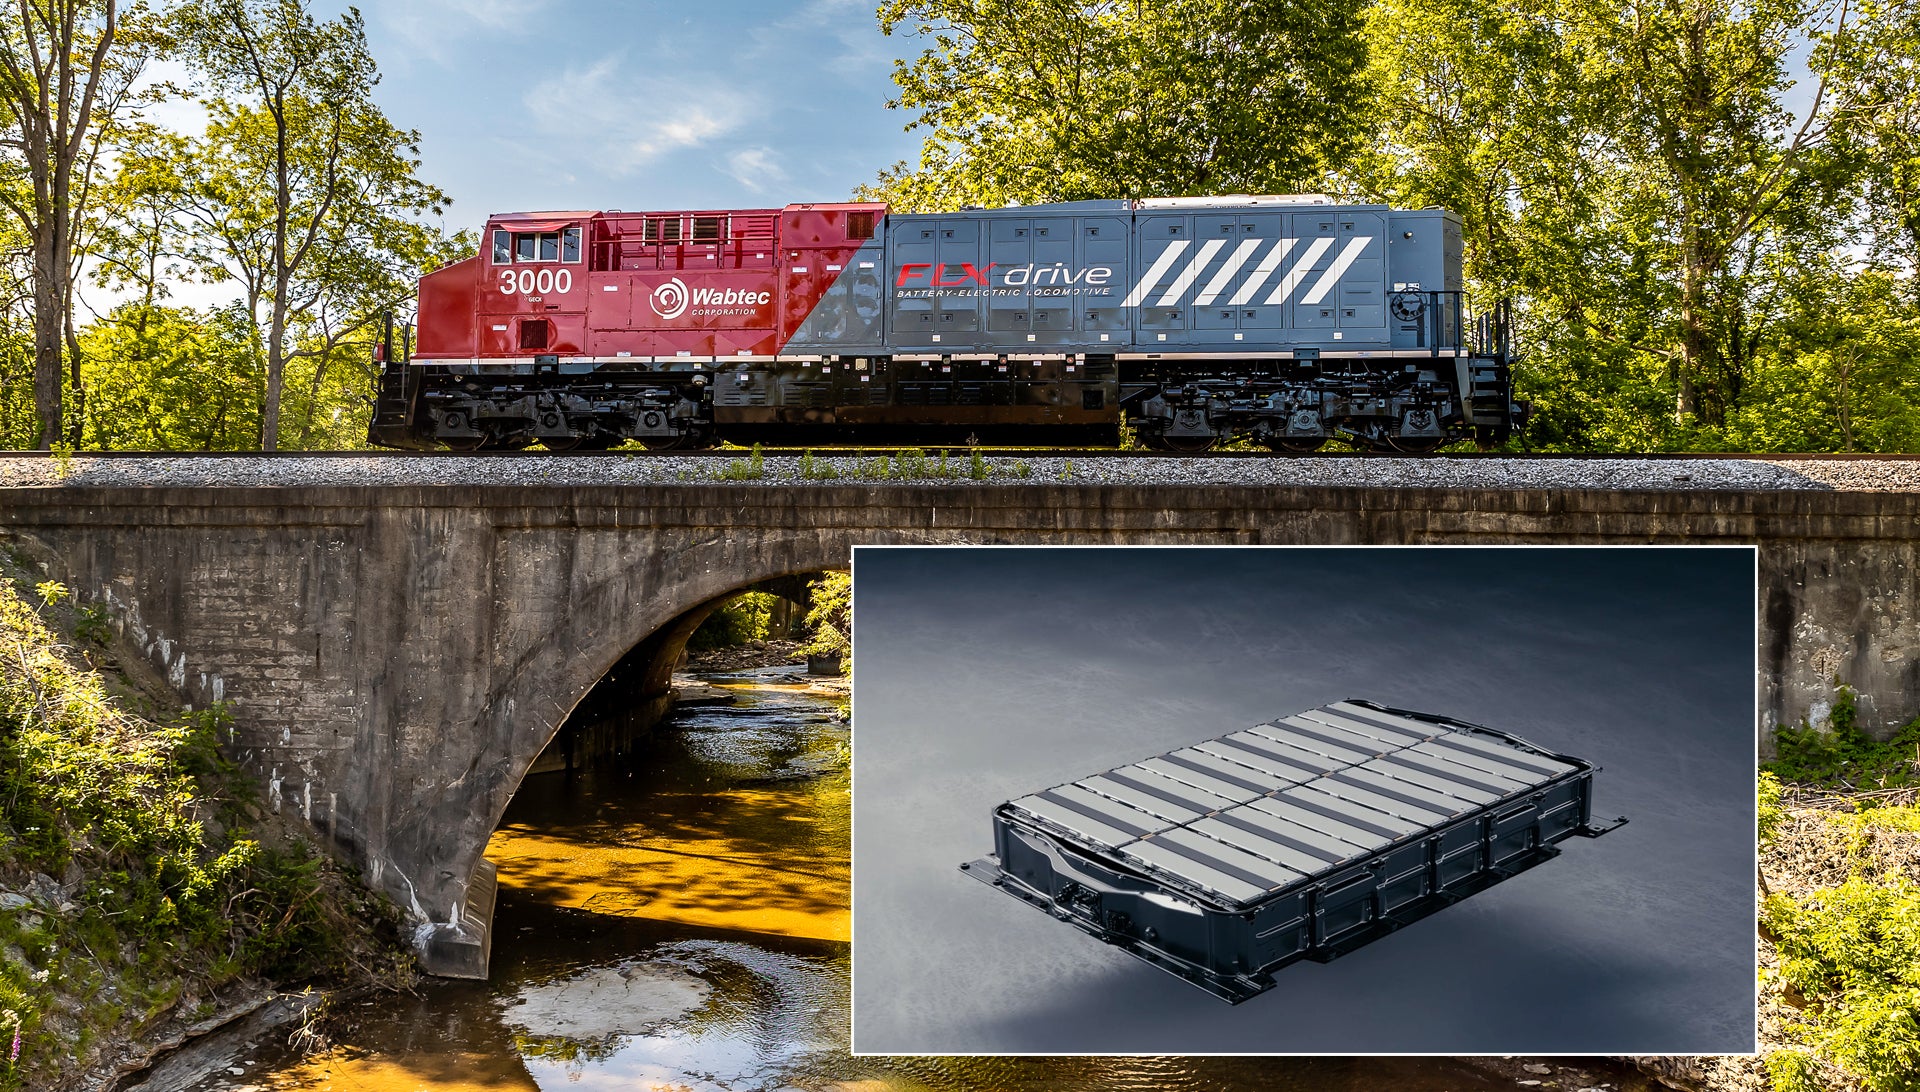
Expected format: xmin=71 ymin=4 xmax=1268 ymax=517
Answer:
xmin=639 ymin=434 xmax=702 ymax=451
xmin=441 ymin=435 xmax=486 ymax=452
xmin=543 ymin=434 xmax=615 ymax=452
xmin=1384 ymin=434 xmax=1446 ymax=455
xmin=1144 ymin=433 xmax=1218 ymax=453
xmin=1263 ymin=437 xmax=1325 ymax=454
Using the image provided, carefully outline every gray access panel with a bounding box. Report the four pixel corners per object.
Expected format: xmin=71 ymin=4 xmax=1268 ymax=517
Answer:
xmin=963 ymin=700 xmax=1626 ymax=1003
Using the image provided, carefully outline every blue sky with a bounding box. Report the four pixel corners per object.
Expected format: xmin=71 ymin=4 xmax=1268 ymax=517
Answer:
xmin=346 ymin=0 xmax=924 ymax=226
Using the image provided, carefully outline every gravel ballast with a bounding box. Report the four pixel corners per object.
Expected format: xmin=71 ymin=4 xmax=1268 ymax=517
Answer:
xmin=0 ymin=453 xmax=1915 ymax=492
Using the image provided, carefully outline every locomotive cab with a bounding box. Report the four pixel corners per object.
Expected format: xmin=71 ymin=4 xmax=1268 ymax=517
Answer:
xmin=479 ymin=214 xmax=589 ymax=362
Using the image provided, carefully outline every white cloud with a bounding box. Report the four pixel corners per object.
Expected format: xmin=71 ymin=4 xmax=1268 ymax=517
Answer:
xmin=721 ymin=147 xmax=789 ymax=194
xmin=523 ymin=53 xmax=753 ymax=175
xmin=747 ymin=0 xmax=894 ymax=76
xmin=377 ymin=0 xmax=557 ymax=65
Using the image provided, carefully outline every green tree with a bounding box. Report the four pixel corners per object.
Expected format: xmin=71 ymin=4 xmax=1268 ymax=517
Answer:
xmin=865 ymin=0 xmax=1370 ymax=209
xmin=1356 ymin=0 xmax=1918 ymax=451
xmin=78 ymin=301 xmax=262 ymax=449
xmin=175 ymin=0 xmax=447 ymax=450
xmin=0 ymin=0 xmax=159 ymax=447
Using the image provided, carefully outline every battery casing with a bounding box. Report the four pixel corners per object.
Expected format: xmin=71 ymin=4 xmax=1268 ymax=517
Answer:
xmin=963 ymin=700 xmax=1625 ymax=1002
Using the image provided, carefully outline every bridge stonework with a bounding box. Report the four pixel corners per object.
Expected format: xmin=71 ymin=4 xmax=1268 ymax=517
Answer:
xmin=1 ymin=483 xmax=1914 ymax=976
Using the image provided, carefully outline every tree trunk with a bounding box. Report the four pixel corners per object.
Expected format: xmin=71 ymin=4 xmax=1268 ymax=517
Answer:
xmin=29 ymin=210 xmax=67 ymax=449
xmin=65 ymin=306 xmax=84 ymax=448
xmin=263 ymin=302 xmax=286 ymax=450
xmin=30 ymin=263 xmax=62 ymax=451
xmin=1675 ymin=205 xmax=1704 ymax=425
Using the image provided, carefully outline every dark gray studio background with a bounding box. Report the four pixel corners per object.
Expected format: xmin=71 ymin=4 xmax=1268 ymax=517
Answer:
xmin=850 ymin=546 xmax=1756 ymax=1055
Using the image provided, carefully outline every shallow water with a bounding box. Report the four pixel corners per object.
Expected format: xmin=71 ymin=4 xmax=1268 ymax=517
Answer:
xmin=190 ymin=665 xmax=1558 ymax=1091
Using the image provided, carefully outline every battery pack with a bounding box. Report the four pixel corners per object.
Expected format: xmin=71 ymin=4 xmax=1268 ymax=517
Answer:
xmin=962 ymin=700 xmax=1626 ymax=1002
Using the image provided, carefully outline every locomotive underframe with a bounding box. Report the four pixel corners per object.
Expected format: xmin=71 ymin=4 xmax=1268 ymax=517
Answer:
xmin=375 ymin=351 xmax=1518 ymax=452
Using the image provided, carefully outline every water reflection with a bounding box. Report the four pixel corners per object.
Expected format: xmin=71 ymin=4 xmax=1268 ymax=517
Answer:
xmin=185 ymin=666 xmax=1559 ymax=1092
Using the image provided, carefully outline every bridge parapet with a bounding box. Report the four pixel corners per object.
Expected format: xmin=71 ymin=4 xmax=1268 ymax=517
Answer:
xmin=0 ymin=481 xmax=1911 ymax=976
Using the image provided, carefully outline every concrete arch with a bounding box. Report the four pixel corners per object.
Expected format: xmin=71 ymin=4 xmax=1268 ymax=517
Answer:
xmin=400 ymin=527 xmax=853 ymax=975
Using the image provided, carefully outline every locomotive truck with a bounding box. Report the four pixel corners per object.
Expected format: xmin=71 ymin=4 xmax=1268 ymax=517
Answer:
xmin=367 ymin=195 xmax=1522 ymax=452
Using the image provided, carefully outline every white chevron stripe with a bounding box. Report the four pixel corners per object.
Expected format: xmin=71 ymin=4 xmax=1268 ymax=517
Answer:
xmin=1265 ymin=236 xmax=1336 ymax=305
xmin=1300 ymin=235 xmax=1374 ymax=305
xmin=1194 ymin=239 xmax=1263 ymax=305
xmin=1121 ymin=240 xmax=1191 ymax=307
xmin=1226 ymin=238 xmax=1297 ymax=306
xmin=1155 ymin=239 xmax=1226 ymax=306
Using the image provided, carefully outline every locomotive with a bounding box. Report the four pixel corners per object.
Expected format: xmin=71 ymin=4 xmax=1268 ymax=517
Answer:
xmin=367 ymin=195 xmax=1521 ymax=452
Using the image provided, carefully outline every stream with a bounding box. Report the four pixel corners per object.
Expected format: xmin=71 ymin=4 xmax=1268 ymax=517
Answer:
xmin=136 ymin=665 xmax=1590 ymax=1092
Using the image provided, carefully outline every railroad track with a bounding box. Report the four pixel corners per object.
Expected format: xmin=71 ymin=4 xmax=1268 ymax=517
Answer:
xmin=3 ymin=449 xmax=1914 ymax=461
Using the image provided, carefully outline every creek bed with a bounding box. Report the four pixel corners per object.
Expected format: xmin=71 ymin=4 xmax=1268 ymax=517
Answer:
xmin=129 ymin=665 xmax=1603 ymax=1091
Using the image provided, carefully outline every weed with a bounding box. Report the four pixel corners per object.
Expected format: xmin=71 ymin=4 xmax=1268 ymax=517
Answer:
xmin=968 ymin=448 xmax=988 ymax=480
xmin=1764 ymin=876 xmax=1920 ymax=1092
xmin=796 ymin=451 xmax=839 ymax=480
xmin=1012 ymin=460 xmax=1031 ymax=478
xmin=713 ymin=443 xmax=766 ymax=481
xmin=72 ymin=605 xmax=112 ymax=648
xmin=48 ymin=444 xmax=74 ymax=481
xmin=1760 ymin=771 xmax=1787 ymax=847
xmin=1767 ymin=687 xmax=1920 ymax=790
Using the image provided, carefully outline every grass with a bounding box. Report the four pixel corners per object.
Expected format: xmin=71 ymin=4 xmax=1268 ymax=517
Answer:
xmin=0 ymin=555 xmax=407 ymax=1090
xmin=1758 ymin=688 xmax=1920 ymax=1092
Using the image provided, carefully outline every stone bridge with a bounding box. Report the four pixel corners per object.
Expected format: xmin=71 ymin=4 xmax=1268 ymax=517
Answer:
xmin=1 ymin=481 xmax=1914 ymax=976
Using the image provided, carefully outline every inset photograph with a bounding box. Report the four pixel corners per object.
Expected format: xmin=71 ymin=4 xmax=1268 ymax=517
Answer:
xmin=850 ymin=546 xmax=1757 ymax=1055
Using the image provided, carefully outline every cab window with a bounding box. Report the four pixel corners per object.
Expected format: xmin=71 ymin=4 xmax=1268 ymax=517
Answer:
xmin=497 ymin=226 xmax=583 ymax=264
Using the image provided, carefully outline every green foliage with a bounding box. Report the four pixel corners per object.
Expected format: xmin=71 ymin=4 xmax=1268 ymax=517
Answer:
xmin=1765 ymin=1047 xmax=1824 ymax=1092
xmin=713 ymin=443 xmax=767 ymax=481
xmin=1765 ymin=876 xmax=1920 ymax=1092
xmin=75 ymin=303 xmax=266 ymax=451
xmin=1760 ymin=770 xmax=1787 ymax=847
xmin=800 ymin=571 xmax=851 ymax=669
xmin=1352 ymin=0 xmax=1920 ymax=451
xmin=0 ymin=562 xmax=395 ymax=1087
xmin=865 ymin=0 xmax=1370 ymax=209
xmin=687 ymin=591 xmax=779 ymax=651
xmin=795 ymin=450 xmax=839 ymax=480
xmin=1767 ymin=687 xmax=1920 ymax=789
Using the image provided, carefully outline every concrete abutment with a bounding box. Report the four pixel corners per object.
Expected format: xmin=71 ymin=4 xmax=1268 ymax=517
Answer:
xmin=0 ymin=482 xmax=1912 ymax=976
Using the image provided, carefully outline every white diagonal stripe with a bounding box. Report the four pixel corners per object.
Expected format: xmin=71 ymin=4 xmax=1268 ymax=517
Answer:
xmin=1227 ymin=238 xmax=1297 ymax=305
xmin=1156 ymin=239 xmax=1225 ymax=306
xmin=1265 ymin=236 xmax=1336 ymax=305
xmin=1122 ymin=240 xmax=1191 ymax=307
xmin=1194 ymin=238 xmax=1263 ymax=306
xmin=1300 ymin=235 xmax=1374 ymax=305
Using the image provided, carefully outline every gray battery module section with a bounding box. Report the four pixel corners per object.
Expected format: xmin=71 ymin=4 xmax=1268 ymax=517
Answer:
xmin=962 ymin=699 xmax=1627 ymax=1003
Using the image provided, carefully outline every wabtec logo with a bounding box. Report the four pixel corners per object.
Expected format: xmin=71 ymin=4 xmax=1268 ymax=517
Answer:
xmin=648 ymin=278 xmax=772 ymax=319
